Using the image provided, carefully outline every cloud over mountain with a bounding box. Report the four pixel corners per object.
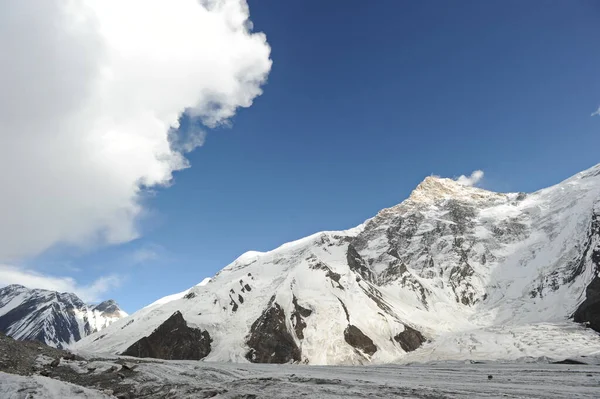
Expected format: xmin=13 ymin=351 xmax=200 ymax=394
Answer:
xmin=455 ymin=170 xmax=484 ymax=187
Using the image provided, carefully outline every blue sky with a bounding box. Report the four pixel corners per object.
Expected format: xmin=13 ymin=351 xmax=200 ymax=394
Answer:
xmin=19 ymin=1 xmax=600 ymax=312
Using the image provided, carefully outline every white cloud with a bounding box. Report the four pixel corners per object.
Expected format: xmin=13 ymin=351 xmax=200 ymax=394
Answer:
xmin=455 ymin=170 xmax=485 ymax=187
xmin=592 ymin=106 xmax=600 ymax=117
xmin=0 ymin=264 xmax=121 ymax=303
xmin=0 ymin=0 xmax=271 ymax=261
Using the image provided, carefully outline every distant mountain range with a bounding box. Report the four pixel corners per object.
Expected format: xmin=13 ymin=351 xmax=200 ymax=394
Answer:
xmin=0 ymin=284 xmax=126 ymax=348
xmin=70 ymin=164 xmax=600 ymax=365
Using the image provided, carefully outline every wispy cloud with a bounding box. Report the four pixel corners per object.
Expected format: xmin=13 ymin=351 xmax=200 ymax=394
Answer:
xmin=455 ymin=170 xmax=484 ymax=187
xmin=592 ymin=106 xmax=600 ymax=117
xmin=0 ymin=264 xmax=122 ymax=302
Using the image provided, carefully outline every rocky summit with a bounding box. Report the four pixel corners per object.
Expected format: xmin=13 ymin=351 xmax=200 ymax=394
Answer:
xmin=71 ymin=164 xmax=600 ymax=365
xmin=0 ymin=284 xmax=127 ymax=348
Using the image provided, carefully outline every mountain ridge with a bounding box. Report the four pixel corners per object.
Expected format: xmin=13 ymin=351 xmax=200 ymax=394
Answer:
xmin=75 ymin=164 xmax=600 ymax=364
xmin=0 ymin=284 xmax=127 ymax=348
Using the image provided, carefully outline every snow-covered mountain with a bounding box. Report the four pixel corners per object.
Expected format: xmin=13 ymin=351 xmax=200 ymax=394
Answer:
xmin=0 ymin=284 xmax=127 ymax=348
xmin=76 ymin=164 xmax=600 ymax=364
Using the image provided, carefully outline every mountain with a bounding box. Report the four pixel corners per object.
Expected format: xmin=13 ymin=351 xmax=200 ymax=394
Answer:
xmin=75 ymin=164 xmax=600 ymax=365
xmin=0 ymin=284 xmax=127 ymax=348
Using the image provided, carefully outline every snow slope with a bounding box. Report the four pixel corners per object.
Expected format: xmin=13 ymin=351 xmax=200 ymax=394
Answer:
xmin=76 ymin=164 xmax=600 ymax=364
xmin=0 ymin=285 xmax=127 ymax=348
xmin=143 ymin=277 xmax=211 ymax=309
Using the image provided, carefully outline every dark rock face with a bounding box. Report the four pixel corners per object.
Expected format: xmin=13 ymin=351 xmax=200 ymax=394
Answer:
xmin=290 ymin=296 xmax=312 ymax=340
xmin=574 ymin=276 xmax=600 ymax=333
xmin=347 ymin=245 xmax=375 ymax=283
xmin=343 ymin=325 xmax=377 ymax=356
xmin=245 ymin=297 xmax=301 ymax=363
xmin=573 ymin=211 xmax=600 ymax=333
xmin=445 ymin=200 xmax=476 ymax=235
xmin=121 ymin=311 xmax=211 ymax=360
xmin=93 ymin=299 xmax=120 ymax=314
xmin=229 ymin=296 xmax=239 ymax=312
xmin=337 ymin=298 xmax=350 ymax=322
xmin=393 ymin=324 xmax=426 ymax=352
xmin=449 ymin=261 xmax=477 ymax=306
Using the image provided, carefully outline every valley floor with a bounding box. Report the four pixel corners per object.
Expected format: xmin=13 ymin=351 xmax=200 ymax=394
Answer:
xmin=2 ymin=330 xmax=600 ymax=398
xmin=3 ymin=355 xmax=600 ymax=398
xmin=104 ymin=360 xmax=600 ymax=398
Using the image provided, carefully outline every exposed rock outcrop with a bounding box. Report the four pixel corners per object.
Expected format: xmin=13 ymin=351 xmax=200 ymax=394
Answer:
xmin=121 ymin=311 xmax=211 ymax=360
xmin=574 ymin=276 xmax=600 ymax=333
xmin=344 ymin=325 xmax=377 ymax=356
xmin=245 ymin=298 xmax=301 ymax=363
xmin=290 ymin=296 xmax=312 ymax=340
xmin=393 ymin=324 xmax=426 ymax=352
xmin=347 ymin=244 xmax=375 ymax=283
xmin=573 ymin=209 xmax=600 ymax=333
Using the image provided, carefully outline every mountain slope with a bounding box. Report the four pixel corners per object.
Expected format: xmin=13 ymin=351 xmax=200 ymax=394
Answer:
xmin=0 ymin=284 xmax=127 ymax=348
xmin=76 ymin=164 xmax=600 ymax=364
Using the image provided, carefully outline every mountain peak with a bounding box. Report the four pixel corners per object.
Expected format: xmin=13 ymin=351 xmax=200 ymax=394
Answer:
xmin=415 ymin=175 xmax=457 ymax=189
xmin=0 ymin=285 xmax=127 ymax=348
xmin=93 ymin=299 xmax=127 ymax=318
xmin=93 ymin=299 xmax=116 ymax=311
xmin=408 ymin=175 xmax=493 ymax=203
xmin=1 ymin=284 xmax=27 ymax=292
xmin=74 ymin=164 xmax=600 ymax=365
